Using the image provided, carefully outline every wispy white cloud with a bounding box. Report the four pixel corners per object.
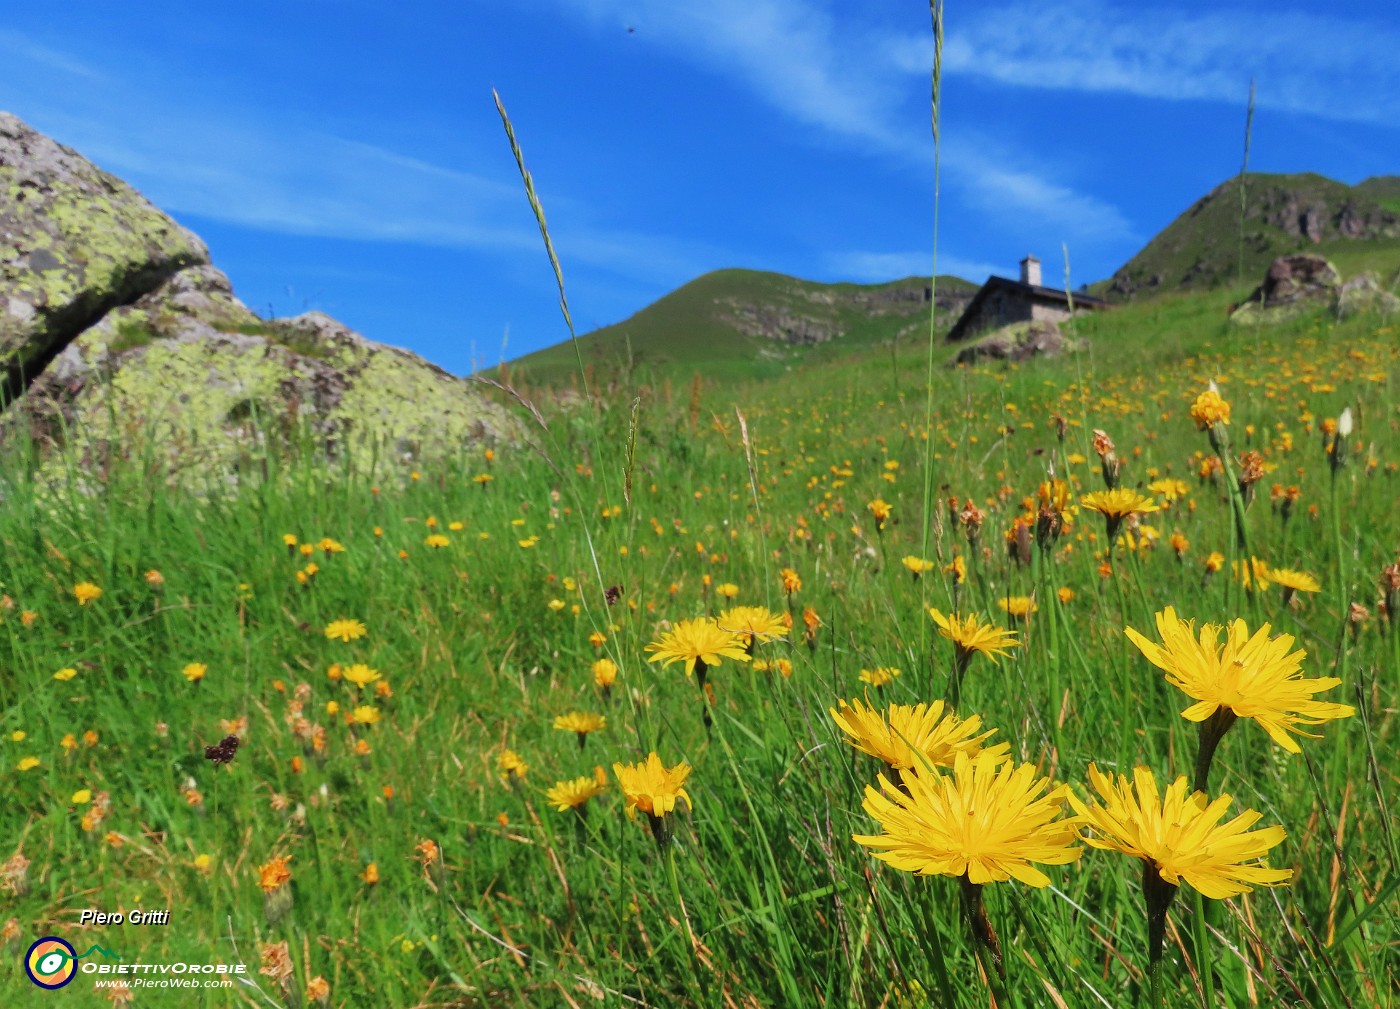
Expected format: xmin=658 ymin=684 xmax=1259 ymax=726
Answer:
xmin=912 ymin=0 xmax=1400 ymax=127
xmin=0 ymin=34 xmax=717 ymax=288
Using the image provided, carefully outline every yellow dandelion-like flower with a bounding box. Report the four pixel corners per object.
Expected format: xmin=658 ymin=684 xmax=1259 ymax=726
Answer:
xmin=592 ymin=658 xmax=618 ymax=688
xmin=553 ymin=711 xmax=606 ymax=749
xmin=1080 ymin=489 xmax=1162 ymax=540
xmin=256 ymin=854 xmax=293 ymax=892
xmin=716 ymin=606 xmax=789 ymax=648
xmin=73 ymin=582 xmax=103 ymax=606
xmin=780 ymin=568 xmax=802 ymax=595
xmin=16 ymin=756 xmax=40 ymax=772
xmin=499 ymin=749 xmax=529 ymax=779
xmin=715 ymin=582 xmax=740 ymax=599
xmin=901 ymin=556 xmax=935 ymax=578
xmin=1267 ymin=567 xmax=1321 ymax=603
xmin=546 ymin=775 xmax=608 ymax=813
xmin=182 ymin=663 xmax=207 ymax=683
xmin=858 ymin=666 xmax=901 ymax=688
xmin=928 ymin=609 xmax=1019 ymax=672
xmin=324 ymin=618 xmax=368 ymax=642
xmin=1068 ymin=764 xmax=1292 ymax=899
xmin=829 ymin=698 xmax=1009 ymax=772
xmin=350 ymin=705 xmax=380 ymax=725
xmin=853 ymin=751 xmax=1081 ymax=887
xmin=613 ymin=752 xmax=692 ymax=820
xmin=1190 ymin=389 xmax=1231 ymax=430
xmin=343 ymin=664 xmax=380 ymax=688
xmin=424 ymin=534 xmax=450 ymax=549
xmin=1125 ymin=607 xmax=1355 ymax=753
xmin=53 ymin=667 xmax=77 ymax=682
xmin=645 ymin=618 xmax=750 ymax=679
xmin=996 ymin=596 xmax=1038 ymax=621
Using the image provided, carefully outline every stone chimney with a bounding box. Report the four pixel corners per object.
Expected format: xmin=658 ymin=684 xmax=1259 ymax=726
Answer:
xmin=1020 ymin=255 xmax=1041 ymax=287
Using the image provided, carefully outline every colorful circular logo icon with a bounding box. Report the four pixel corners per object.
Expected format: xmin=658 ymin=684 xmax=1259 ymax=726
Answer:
xmin=25 ymin=936 xmax=78 ymax=989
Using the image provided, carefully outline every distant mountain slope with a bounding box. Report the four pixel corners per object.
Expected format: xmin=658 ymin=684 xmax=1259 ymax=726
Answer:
xmin=1104 ymin=173 xmax=1400 ymax=299
xmin=509 ymin=269 xmax=978 ymax=385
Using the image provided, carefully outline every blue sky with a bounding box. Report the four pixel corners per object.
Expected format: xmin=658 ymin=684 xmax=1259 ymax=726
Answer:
xmin=3 ymin=1 xmax=1397 ymax=373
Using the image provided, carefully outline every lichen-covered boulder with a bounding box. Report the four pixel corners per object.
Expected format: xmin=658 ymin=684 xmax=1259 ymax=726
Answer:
xmin=0 ymin=112 xmax=207 ymax=398
xmin=17 ymin=270 xmax=518 ymax=484
xmin=952 ymin=319 xmax=1068 ymax=366
xmin=1231 ymin=254 xmax=1341 ymax=324
xmin=1336 ymin=271 xmax=1400 ymax=320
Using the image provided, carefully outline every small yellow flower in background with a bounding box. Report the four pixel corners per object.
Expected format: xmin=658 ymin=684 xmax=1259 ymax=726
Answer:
xmin=343 ymin=664 xmax=380 ymax=688
xmin=282 ymin=533 xmax=298 ymax=549
xmin=1125 ymin=607 xmax=1355 ymax=754
xmin=72 ymin=789 xmax=92 ymax=804
xmin=193 ymin=854 xmax=213 ymax=875
xmin=1204 ymin=551 xmax=1225 ymax=574
xmin=1057 ymin=587 xmax=1074 ymax=605
xmin=831 ymin=698 xmax=1009 ymax=772
xmin=60 ymin=733 xmax=77 ymax=752
xmin=853 ymin=751 xmax=1081 ymax=886
xmin=350 ymin=706 xmax=380 ymax=726
xmin=499 ymin=749 xmax=529 ymax=780
xmin=53 ymin=667 xmax=77 ymax=681
xmin=902 ymin=556 xmax=935 ymax=579
xmin=361 ymin=863 xmax=379 ymax=885
xmin=780 ymin=567 xmax=802 ymax=595
xmin=553 ymin=711 xmax=606 ymax=749
xmin=326 ymin=700 xmax=340 ymax=716
xmin=715 ymin=582 xmax=740 ymax=599
xmin=21 ymin=610 xmax=38 ymax=626
xmin=10 ymin=730 xmax=24 ymax=742
xmin=324 ymin=618 xmax=368 ymax=642
xmin=592 ymin=658 xmax=618 ymax=689
xmin=16 ymin=756 xmax=39 ymax=771
xmin=256 ymin=854 xmax=293 ymax=892
xmin=1069 ymin=764 xmax=1291 ymax=898
xmin=73 ymin=582 xmax=102 ymax=606
xmin=299 ymin=543 xmax=315 ymax=557
xmin=83 ymin=730 xmax=99 ymax=747
xmin=858 ymin=666 xmax=901 ymax=688
xmin=716 ymin=606 xmax=789 ymax=649
xmin=546 ymin=775 xmax=608 ymax=813
xmin=547 ymin=599 xmax=566 ymax=613
xmin=424 ymin=534 xmax=450 ymax=549
xmin=182 ymin=663 xmax=207 ymax=683
xmin=449 ymin=521 xmax=464 ymax=532
xmin=1232 ymin=557 xmax=1272 ymax=592
xmin=997 ymin=596 xmax=1038 ymax=621
xmin=318 ymin=538 xmax=346 ymax=554
xmin=867 ymin=498 xmax=892 ymax=533
xmin=1268 ymin=567 xmax=1321 ymax=605
xmin=518 ymin=535 xmax=540 ymax=549
xmin=1149 ymin=478 xmax=1191 ymax=503
xmin=589 ymin=631 xmax=608 ymax=650
xmin=474 ymin=472 xmax=494 ymax=486
xmin=1190 ymin=388 xmax=1231 ymax=430
xmin=945 ymin=554 xmax=967 ymax=585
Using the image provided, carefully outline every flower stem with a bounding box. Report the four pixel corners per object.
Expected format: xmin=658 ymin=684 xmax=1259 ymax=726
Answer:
xmin=959 ymin=875 xmax=1013 ymax=1007
xmin=1143 ymin=863 xmax=1178 ymax=1009
xmin=1192 ymin=708 xmax=1238 ymax=793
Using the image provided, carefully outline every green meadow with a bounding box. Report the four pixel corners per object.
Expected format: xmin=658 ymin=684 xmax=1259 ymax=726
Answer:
xmin=1 ymin=268 xmax=1398 ymax=1007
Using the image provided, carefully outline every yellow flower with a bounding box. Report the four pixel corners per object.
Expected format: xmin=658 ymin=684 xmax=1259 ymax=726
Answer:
xmin=613 ymin=752 xmax=692 ymax=819
xmin=1233 ymin=557 xmax=1272 ymax=591
xmin=853 ymin=751 xmax=1081 ymax=886
xmin=343 ymin=664 xmax=380 ymax=688
xmin=360 ymin=863 xmax=379 ymax=885
xmin=645 ymin=618 xmax=751 ymax=678
xmin=256 ymin=854 xmax=293 ymax=892
xmin=1068 ymin=764 xmax=1292 ymax=898
xmin=1148 ymin=478 xmax=1191 ymax=503
xmin=182 ymin=663 xmax=207 ymax=683
xmin=10 ymin=730 xmax=24 ymax=742
xmin=945 ymin=555 xmax=967 ymax=585
xmin=1125 ymin=607 xmax=1355 ymax=753
xmin=928 ymin=609 xmax=1019 ymax=670
xmin=424 ymin=534 xmax=451 ymax=549
xmin=553 ymin=711 xmax=606 ymax=746
xmin=73 ymin=582 xmax=102 ymax=606
xmin=16 ymin=756 xmax=40 ymax=771
xmin=1056 ymin=587 xmax=1074 ymax=605
xmin=546 ymin=775 xmax=608 ymax=813
xmin=1190 ymin=389 xmax=1231 ymax=430
xmin=72 ymin=789 xmax=92 ymax=804
xmin=592 ymin=658 xmax=618 ymax=688
xmin=715 ymin=582 xmax=740 ymax=599
xmin=996 ymin=596 xmax=1038 ymax=620
xmin=193 ymin=853 xmax=214 ymax=875
xmin=588 ymin=631 xmax=608 ymax=650
xmin=1080 ymin=489 xmax=1162 ymax=539
xmin=780 ymin=568 xmax=802 ymax=594
xmin=547 ymin=599 xmax=566 ymax=612
xmin=716 ymin=606 xmax=789 ymax=647
xmin=499 ymin=749 xmax=529 ymax=779
xmin=1268 ymin=567 xmax=1321 ymax=599
xmin=858 ymin=667 xmax=901 ymax=688
xmin=829 ymin=698 xmax=1009 ymax=771
xmin=867 ymin=498 xmax=892 ymax=531
xmin=324 ymin=618 xmax=368 ymax=642
xmin=350 ymin=705 xmax=380 ymax=725
xmin=901 ymin=556 xmax=935 ymax=578
xmin=53 ymin=668 xmax=77 ymax=682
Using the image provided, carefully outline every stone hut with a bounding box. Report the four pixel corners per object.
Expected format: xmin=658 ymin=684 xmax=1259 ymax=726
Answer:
xmin=946 ymin=256 xmax=1106 ymax=342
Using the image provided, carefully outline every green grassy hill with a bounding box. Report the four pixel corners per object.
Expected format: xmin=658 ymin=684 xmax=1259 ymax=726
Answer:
xmin=1101 ymin=172 xmax=1400 ymax=300
xmin=506 ymin=268 xmax=978 ymax=387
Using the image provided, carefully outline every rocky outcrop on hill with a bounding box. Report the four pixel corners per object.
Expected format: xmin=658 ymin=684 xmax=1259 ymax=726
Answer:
xmin=1230 ymin=254 xmax=1398 ymax=324
xmin=0 ymin=112 xmax=515 ymax=483
xmin=1106 ymin=173 xmax=1400 ymax=300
